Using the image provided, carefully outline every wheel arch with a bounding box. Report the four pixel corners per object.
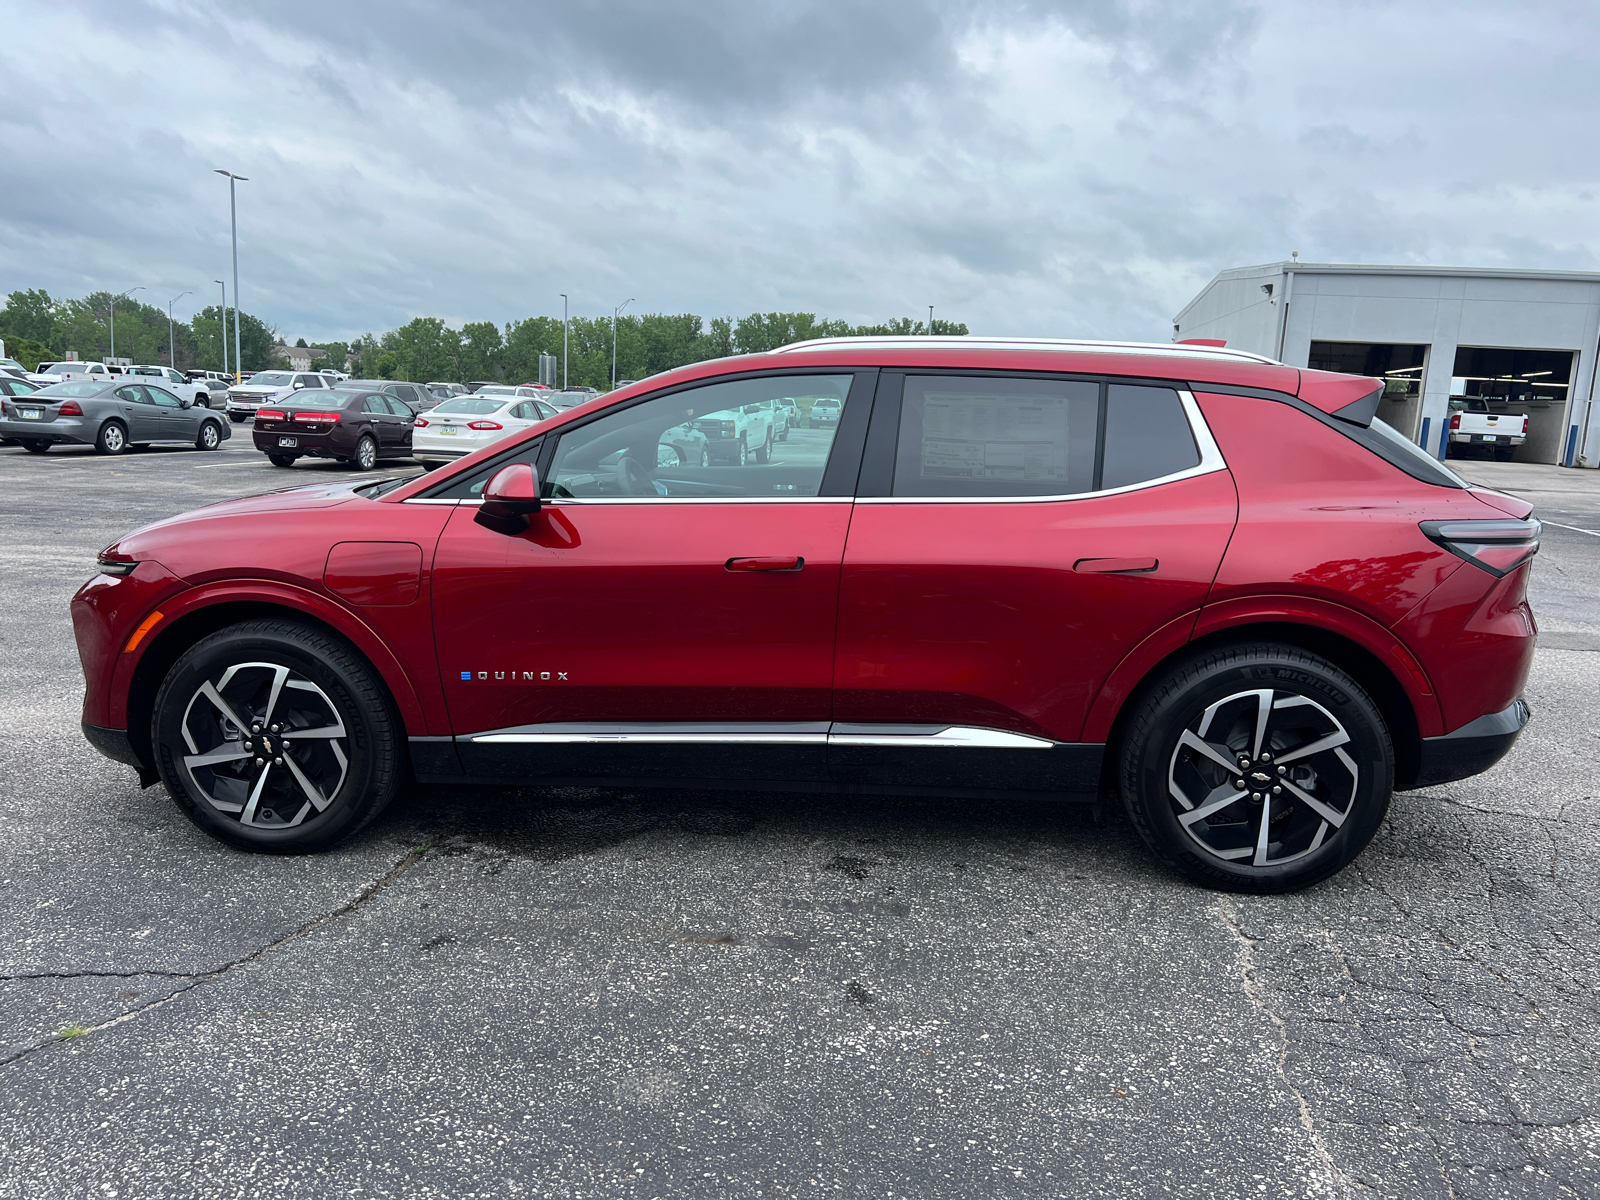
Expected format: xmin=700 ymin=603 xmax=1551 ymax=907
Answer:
xmin=123 ymin=593 xmax=427 ymax=773
xmin=1092 ymin=619 xmax=1430 ymax=798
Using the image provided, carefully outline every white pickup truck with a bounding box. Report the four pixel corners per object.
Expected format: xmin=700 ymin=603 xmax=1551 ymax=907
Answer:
xmin=122 ymin=365 xmax=224 ymax=408
xmin=29 ymin=360 xmax=115 ymax=385
xmin=1447 ymin=398 xmax=1528 ymax=461
xmin=694 ymin=399 xmax=777 ymax=465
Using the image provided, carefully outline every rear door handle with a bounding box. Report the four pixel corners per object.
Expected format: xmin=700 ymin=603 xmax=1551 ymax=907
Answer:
xmin=726 ymin=556 xmax=804 ymax=572
xmin=1074 ymin=557 xmax=1158 ymax=574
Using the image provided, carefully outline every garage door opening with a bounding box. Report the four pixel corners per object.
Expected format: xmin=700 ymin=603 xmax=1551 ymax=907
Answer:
xmin=1308 ymin=342 xmax=1428 ymax=440
xmin=1450 ymin=347 xmax=1573 ymax=464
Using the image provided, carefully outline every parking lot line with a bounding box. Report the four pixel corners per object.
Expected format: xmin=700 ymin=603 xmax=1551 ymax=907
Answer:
xmin=1543 ymin=519 xmax=1600 ymax=537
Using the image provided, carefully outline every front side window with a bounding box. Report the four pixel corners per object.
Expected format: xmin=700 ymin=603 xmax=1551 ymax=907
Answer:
xmin=892 ymin=376 xmax=1099 ymax=497
xmin=546 ymin=374 xmax=853 ymax=500
xmin=146 ymin=386 xmax=182 ymax=408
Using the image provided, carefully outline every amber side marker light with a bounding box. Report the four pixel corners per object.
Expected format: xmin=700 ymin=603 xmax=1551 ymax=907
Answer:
xmin=124 ymin=611 xmax=164 ymax=654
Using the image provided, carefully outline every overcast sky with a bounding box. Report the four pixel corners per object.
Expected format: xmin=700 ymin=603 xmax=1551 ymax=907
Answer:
xmin=4 ymin=0 xmax=1598 ymax=343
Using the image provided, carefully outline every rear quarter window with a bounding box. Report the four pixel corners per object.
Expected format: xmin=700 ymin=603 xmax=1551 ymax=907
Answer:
xmin=1100 ymin=385 xmax=1201 ymax=490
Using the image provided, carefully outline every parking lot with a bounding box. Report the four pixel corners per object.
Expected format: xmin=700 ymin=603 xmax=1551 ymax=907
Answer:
xmin=2 ymin=436 xmax=1599 ymax=1198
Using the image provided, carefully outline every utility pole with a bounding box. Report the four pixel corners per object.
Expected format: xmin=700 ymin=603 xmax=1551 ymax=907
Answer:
xmin=215 ymin=281 xmax=228 ymax=376
xmin=167 ymin=291 xmax=191 ymax=369
xmin=612 ymin=298 xmax=634 ymax=390
xmin=560 ymin=293 xmax=568 ymax=388
xmin=109 ymin=287 xmax=144 ymax=361
xmin=928 ymin=305 xmax=934 ymax=335
xmin=215 ymin=170 xmax=248 ymax=380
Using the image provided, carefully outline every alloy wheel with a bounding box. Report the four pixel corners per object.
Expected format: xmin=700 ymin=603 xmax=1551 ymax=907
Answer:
xmin=1166 ymin=688 xmax=1358 ymax=868
xmin=356 ymin=436 xmax=377 ymax=470
xmin=199 ymin=423 xmax=220 ymax=450
xmin=100 ymin=423 xmax=126 ymax=453
xmin=178 ymin=661 xmax=349 ymax=828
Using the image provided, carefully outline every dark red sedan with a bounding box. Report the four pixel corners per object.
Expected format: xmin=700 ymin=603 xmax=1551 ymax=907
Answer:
xmin=251 ymin=388 xmax=417 ymax=470
xmin=72 ymin=340 xmax=1539 ymax=891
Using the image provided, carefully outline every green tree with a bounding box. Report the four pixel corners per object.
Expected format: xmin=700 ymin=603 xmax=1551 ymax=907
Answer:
xmin=0 ymin=288 xmax=57 ymax=347
xmin=2 ymin=336 xmax=55 ymax=371
xmin=308 ymin=340 xmax=350 ymax=373
xmin=457 ymin=321 xmax=504 ymax=382
xmin=387 ymin=317 xmax=458 ymax=382
xmin=502 ymin=316 xmax=564 ymax=384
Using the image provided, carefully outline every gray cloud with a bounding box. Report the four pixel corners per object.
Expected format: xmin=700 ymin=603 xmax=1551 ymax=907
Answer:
xmin=2 ymin=0 xmax=1598 ymax=344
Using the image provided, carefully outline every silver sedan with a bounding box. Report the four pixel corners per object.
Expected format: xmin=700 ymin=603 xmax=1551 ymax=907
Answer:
xmin=0 ymin=379 xmax=234 ymax=455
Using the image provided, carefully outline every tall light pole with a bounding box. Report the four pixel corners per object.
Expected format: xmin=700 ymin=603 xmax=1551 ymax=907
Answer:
xmin=214 ymin=280 xmax=228 ymax=376
xmin=559 ymin=293 xmax=568 ymax=389
xmin=215 ymin=170 xmax=248 ymax=381
xmin=612 ymin=298 xmax=634 ymax=390
xmin=108 ymin=287 xmax=144 ymax=361
xmin=928 ymin=305 xmax=934 ymax=335
xmin=167 ymin=291 xmax=191 ymax=369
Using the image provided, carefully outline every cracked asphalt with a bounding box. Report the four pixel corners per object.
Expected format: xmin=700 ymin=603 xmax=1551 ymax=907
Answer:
xmin=2 ymin=441 xmax=1598 ymax=1199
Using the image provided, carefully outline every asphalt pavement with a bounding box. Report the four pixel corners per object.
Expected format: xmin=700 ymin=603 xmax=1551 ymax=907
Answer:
xmin=2 ymin=441 xmax=1598 ymax=1199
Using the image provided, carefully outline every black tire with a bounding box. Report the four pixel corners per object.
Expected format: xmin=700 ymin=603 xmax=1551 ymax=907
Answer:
xmin=418 ymin=461 xmax=440 ymax=471
xmin=95 ymin=420 xmax=129 ymax=455
xmin=754 ymin=428 xmax=771 ymax=464
xmin=195 ymin=421 xmax=222 ymax=451
xmin=736 ymin=436 xmax=748 ymax=466
xmin=150 ymin=619 xmax=403 ymax=853
xmin=1119 ymin=642 xmax=1393 ymax=893
xmin=267 ymin=453 xmax=298 ymax=468
xmin=21 ymin=439 xmax=51 ymax=454
xmin=353 ymin=435 xmax=378 ymax=471
xmin=229 ymin=413 xmax=246 ymax=423
xmin=1493 ymin=446 xmax=1515 ymax=462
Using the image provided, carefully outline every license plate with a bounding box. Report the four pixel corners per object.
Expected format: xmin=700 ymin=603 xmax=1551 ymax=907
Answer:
xmin=439 ymin=426 xmax=457 ymax=435
xmin=1471 ymin=434 xmax=1485 ymax=442
xmin=277 ymin=436 xmax=298 ymax=447
xmin=18 ymin=407 xmax=42 ymax=419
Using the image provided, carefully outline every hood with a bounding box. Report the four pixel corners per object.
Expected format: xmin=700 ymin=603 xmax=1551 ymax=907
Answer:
xmin=103 ymin=479 xmax=375 ymax=561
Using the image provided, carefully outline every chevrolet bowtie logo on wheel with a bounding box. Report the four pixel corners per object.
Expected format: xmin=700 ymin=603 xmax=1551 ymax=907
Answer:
xmin=460 ymin=670 xmax=569 ymax=682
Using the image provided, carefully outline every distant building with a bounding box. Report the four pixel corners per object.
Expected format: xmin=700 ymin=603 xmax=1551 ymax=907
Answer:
xmin=1174 ymin=262 xmax=1600 ymax=468
xmin=273 ymin=343 xmax=317 ymax=371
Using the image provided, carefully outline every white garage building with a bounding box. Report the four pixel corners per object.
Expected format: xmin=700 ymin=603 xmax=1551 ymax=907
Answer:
xmin=1172 ymin=263 xmax=1600 ymax=468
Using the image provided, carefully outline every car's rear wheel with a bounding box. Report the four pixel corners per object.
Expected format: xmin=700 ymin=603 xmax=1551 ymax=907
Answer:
xmin=267 ymin=453 xmax=298 ymax=467
xmin=151 ymin=619 xmax=402 ymax=853
xmin=21 ymin=439 xmax=51 ymax=454
xmin=419 ymin=461 xmax=440 ymax=471
xmin=353 ymin=435 xmax=378 ymax=471
xmin=95 ymin=421 xmax=128 ymax=455
xmin=1119 ymin=642 xmax=1393 ymax=893
xmin=195 ymin=421 xmax=222 ymax=451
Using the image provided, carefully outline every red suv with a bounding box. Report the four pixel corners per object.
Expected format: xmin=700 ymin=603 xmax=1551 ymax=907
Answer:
xmin=72 ymin=340 xmax=1538 ymax=891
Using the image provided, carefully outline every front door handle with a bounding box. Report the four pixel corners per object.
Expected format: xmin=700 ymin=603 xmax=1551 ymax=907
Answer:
xmin=1074 ymin=557 xmax=1158 ymax=574
xmin=726 ymin=556 xmax=804 ymax=572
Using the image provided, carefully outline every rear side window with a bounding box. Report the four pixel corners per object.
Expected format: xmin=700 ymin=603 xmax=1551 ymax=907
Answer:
xmin=892 ymin=376 xmax=1099 ymax=497
xmin=1100 ymin=385 xmax=1200 ymax=490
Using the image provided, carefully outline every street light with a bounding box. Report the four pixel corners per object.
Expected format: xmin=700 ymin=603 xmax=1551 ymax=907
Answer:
xmin=214 ymin=280 xmax=228 ymax=376
xmin=167 ymin=291 xmax=191 ymax=369
xmin=108 ymin=287 xmax=144 ymax=361
xmin=928 ymin=305 xmax=934 ymax=335
xmin=559 ymin=293 xmax=568 ymax=389
xmin=215 ymin=169 xmax=248 ymax=381
xmin=612 ymin=297 xmax=634 ymax=390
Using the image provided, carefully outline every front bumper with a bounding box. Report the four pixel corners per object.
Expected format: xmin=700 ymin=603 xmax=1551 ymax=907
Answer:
xmin=1410 ymin=697 xmax=1530 ymax=789
xmin=82 ymin=724 xmax=159 ymax=787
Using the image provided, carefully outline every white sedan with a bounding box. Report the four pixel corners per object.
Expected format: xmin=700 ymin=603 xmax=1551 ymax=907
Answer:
xmin=413 ymin=393 xmax=557 ymax=468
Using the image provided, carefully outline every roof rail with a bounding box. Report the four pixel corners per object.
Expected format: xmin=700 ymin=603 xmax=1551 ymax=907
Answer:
xmin=770 ymin=336 xmax=1280 ymax=365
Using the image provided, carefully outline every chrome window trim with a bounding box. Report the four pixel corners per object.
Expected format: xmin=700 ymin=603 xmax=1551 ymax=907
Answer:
xmin=860 ymin=388 xmax=1227 ymax=506
xmin=469 ymin=721 xmax=1060 ymax=748
xmin=542 ymin=495 xmax=849 ymax=506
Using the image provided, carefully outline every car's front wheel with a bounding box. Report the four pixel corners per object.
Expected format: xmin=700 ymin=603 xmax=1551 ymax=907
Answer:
xmin=150 ymin=619 xmax=403 ymax=853
xmin=229 ymin=413 xmax=246 ymax=423
xmin=195 ymin=421 xmax=222 ymax=451
xmin=1119 ymin=642 xmax=1393 ymax=893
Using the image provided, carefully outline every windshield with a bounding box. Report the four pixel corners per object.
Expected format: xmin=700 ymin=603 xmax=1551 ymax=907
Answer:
xmin=34 ymin=382 xmax=109 ymax=397
xmin=247 ymin=372 xmax=293 ymax=387
xmin=433 ymin=397 xmax=508 ymax=415
xmin=44 ymin=363 xmax=88 ymax=375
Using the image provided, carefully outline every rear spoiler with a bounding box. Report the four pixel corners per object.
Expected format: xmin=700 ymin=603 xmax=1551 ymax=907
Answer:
xmin=1330 ymin=384 xmax=1382 ymax=428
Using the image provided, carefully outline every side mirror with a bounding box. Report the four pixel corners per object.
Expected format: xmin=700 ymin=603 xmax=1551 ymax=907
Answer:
xmin=292 ymin=380 xmax=306 ymax=389
xmin=179 ymin=397 xmax=192 ymax=408
xmin=474 ymin=462 xmax=542 ymax=535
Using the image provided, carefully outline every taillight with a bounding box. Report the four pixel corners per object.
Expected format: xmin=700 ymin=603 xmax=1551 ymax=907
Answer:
xmin=296 ymin=412 xmax=341 ymax=423
xmin=1421 ymin=518 xmax=1541 ymax=577
xmin=414 ymin=417 xmax=429 ymax=428
xmin=58 ymin=400 xmax=83 ymax=416
xmin=1522 ymin=416 xmax=1529 ymax=433
xmin=1449 ymin=413 xmax=1461 ymax=430
xmin=256 ymin=408 xmax=283 ymax=420
xmin=468 ymin=420 xmax=503 ymax=430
